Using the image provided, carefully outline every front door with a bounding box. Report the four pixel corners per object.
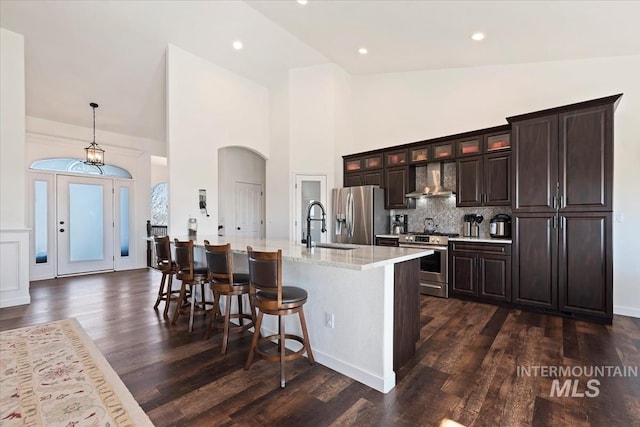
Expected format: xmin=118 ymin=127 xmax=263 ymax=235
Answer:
xmin=56 ymin=175 xmax=114 ymax=275
xmin=235 ymin=182 xmax=262 ymax=239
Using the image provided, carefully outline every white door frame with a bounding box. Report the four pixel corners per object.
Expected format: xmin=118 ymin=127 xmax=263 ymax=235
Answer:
xmin=293 ymin=174 xmax=328 ymax=244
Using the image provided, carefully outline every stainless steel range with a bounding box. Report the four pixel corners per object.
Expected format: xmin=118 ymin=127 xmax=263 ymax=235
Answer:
xmin=398 ymin=232 xmax=459 ymax=298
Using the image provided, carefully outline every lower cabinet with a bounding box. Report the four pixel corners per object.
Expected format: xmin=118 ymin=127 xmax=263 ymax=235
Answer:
xmin=449 ymin=241 xmax=511 ymax=302
xmin=512 ymin=212 xmax=612 ymax=320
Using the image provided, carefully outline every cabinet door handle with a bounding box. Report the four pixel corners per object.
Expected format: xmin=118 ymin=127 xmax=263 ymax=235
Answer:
xmin=553 ymin=215 xmax=558 ymax=229
xmin=559 ymin=195 xmax=564 ymax=209
xmin=552 ymin=196 xmax=558 ymax=210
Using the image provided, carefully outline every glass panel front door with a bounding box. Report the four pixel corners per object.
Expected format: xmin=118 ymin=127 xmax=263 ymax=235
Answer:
xmin=57 ymin=175 xmax=114 ymax=275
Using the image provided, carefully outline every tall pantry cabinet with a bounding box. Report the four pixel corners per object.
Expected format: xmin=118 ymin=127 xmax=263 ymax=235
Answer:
xmin=508 ymin=94 xmax=621 ymax=322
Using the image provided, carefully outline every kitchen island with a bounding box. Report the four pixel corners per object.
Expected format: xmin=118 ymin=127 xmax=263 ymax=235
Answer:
xmin=171 ymin=235 xmax=431 ymax=393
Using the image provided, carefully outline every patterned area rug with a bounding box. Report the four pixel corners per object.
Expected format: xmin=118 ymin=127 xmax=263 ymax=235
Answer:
xmin=0 ymin=318 xmax=153 ymax=426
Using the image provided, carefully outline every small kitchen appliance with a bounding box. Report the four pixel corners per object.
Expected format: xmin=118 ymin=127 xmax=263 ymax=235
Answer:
xmin=463 ymin=214 xmax=483 ymax=237
xmin=392 ymin=214 xmax=408 ymax=235
xmin=490 ymin=214 xmax=511 ymax=238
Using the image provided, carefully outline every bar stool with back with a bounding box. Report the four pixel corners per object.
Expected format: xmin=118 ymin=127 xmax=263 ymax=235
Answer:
xmin=203 ymin=241 xmax=256 ymax=354
xmin=172 ymin=239 xmax=213 ymax=332
xmin=152 ymin=235 xmax=181 ymax=317
xmin=245 ymin=246 xmax=315 ymax=388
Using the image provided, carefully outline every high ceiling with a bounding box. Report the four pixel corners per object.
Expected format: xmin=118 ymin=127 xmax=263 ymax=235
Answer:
xmin=1 ymin=0 xmax=639 ymax=143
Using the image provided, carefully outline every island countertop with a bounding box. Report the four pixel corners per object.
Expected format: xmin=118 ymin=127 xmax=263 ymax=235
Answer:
xmin=170 ymin=235 xmax=432 ymax=270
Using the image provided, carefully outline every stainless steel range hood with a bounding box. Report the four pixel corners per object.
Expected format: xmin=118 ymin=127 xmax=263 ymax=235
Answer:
xmin=405 ymin=162 xmax=455 ymax=199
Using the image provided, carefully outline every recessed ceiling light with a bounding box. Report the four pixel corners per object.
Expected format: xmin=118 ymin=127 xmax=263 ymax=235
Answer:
xmin=471 ymin=32 xmax=485 ymax=41
xmin=297 ymin=0 xmax=308 ymax=5
xmin=233 ymin=40 xmax=243 ymax=50
xmin=358 ymin=47 xmax=368 ymax=55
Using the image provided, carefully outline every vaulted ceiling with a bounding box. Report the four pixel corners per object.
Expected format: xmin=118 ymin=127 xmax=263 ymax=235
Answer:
xmin=2 ymin=0 xmax=639 ymax=143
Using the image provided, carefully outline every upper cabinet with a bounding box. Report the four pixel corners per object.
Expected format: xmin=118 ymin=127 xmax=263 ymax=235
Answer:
xmin=385 ymin=149 xmax=408 ymax=167
xmin=409 ymin=145 xmax=431 ymax=164
xmin=343 ymin=152 xmax=384 ymax=188
xmin=510 ymin=98 xmax=616 ymax=213
xmin=456 ymin=136 xmax=482 ymax=157
xmin=432 ymin=141 xmax=454 ymax=160
xmin=456 ymin=128 xmax=511 ymax=207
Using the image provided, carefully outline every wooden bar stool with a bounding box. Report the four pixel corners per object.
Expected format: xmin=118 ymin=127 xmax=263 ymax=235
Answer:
xmin=172 ymin=239 xmax=213 ymax=332
xmin=203 ymin=241 xmax=256 ymax=354
xmin=152 ymin=235 xmax=182 ymax=317
xmin=245 ymin=246 xmax=314 ymax=388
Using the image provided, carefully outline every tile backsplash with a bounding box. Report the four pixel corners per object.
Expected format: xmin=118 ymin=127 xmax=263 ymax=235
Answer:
xmin=394 ymin=162 xmax=512 ymax=238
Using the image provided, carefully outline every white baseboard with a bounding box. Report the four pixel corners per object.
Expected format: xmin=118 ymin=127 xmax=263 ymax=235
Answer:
xmin=0 ymin=292 xmax=30 ymax=308
xmin=259 ymin=325 xmax=395 ymax=393
xmin=613 ymin=305 xmax=640 ymax=319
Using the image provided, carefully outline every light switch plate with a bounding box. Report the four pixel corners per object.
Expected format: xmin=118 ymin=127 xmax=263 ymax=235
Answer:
xmin=614 ymin=212 xmax=624 ymax=224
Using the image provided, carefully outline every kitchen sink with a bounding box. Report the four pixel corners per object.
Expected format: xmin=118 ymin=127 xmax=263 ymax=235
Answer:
xmin=314 ymin=242 xmax=359 ymax=250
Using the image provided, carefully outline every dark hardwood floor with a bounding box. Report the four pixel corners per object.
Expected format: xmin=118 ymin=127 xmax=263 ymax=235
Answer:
xmin=1 ymin=269 xmax=639 ymax=426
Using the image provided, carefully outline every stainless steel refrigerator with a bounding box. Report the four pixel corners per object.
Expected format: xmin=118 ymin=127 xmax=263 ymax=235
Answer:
xmin=332 ymin=186 xmax=388 ymax=245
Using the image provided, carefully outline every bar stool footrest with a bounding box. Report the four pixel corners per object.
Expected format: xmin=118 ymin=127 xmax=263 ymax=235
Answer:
xmin=255 ymin=334 xmax=307 ymax=362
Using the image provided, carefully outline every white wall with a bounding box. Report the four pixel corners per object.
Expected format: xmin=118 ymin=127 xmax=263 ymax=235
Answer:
xmin=218 ymin=146 xmax=265 ymax=238
xmin=288 ymin=64 xmax=353 ymax=239
xmin=166 ymin=44 xmax=269 ymax=236
xmin=1 ymin=28 xmax=26 ymax=228
xmin=150 ymin=155 xmax=168 ymax=186
xmin=351 ymin=55 xmax=640 ymax=317
xmin=0 ymin=28 xmax=30 ymax=307
xmin=265 ymin=75 xmax=290 ymax=240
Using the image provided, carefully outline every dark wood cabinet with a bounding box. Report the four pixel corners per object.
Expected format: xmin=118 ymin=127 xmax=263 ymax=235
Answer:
xmin=344 ymin=172 xmax=363 ymax=187
xmin=363 ymin=170 xmax=383 ymax=186
xmin=511 ymin=103 xmax=614 ymax=213
xmin=509 ymin=94 xmax=620 ymax=323
xmin=456 ymin=152 xmax=510 ymax=207
xmin=558 ymin=105 xmax=613 ymax=212
xmin=449 ymin=241 xmax=511 ymax=302
xmin=558 ymin=212 xmax=612 ymax=318
xmin=343 ymin=152 xmax=384 ymax=188
xmin=385 ymin=166 xmax=415 ymax=209
xmin=512 ymin=213 xmax=557 ymax=309
xmin=513 ymin=212 xmax=612 ymax=320
xmin=456 ymin=156 xmax=483 ymax=206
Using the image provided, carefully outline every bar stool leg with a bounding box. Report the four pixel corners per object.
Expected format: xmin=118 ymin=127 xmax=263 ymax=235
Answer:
xmin=245 ymin=310 xmax=263 ymax=370
xmin=189 ymin=284 xmax=196 ymax=332
xmin=221 ymin=295 xmax=233 ymax=354
xmin=237 ymin=295 xmax=244 ymax=326
xmin=171 ymin=281 xmax=187 ymax=326
xmin=279 ymin=314 xmax=286 ymax=388
xmin=298 ymin=308 xmax=315 ymax=364
xmin=154 ymin=273 xmax=167 ymax=309
xmin=163 ymin=274 xmax=173 ymax=317
xmin=206 ymin=291 xmax=221 ymax=339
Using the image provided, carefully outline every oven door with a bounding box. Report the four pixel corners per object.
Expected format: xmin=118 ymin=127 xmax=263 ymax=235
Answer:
xmin=399 ymin=244 xmax=448 ymax=297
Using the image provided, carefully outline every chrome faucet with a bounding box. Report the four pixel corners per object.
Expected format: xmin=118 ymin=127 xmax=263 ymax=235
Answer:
xmin=306 ymin=201 xmax=327 ymax=248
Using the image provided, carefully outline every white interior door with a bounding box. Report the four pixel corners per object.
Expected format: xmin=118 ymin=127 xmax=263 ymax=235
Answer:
xmin=294 ymin=175 xmax=327 ymax=244
xmin=57 ymin=175 xmax=114 ymax=275
xmin=235 ymin=182 xmax=262 ymax=238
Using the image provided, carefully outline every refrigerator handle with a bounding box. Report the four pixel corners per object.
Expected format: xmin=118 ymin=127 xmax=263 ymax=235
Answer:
xmin=345 ymin=192 xmax=351 ymax=236
xmin=348 ymin=191 xmax=355 ymax=237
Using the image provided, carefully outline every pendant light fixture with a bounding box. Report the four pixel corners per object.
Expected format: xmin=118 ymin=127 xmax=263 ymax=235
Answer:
xmin=84 ymin=102 xmax=105 ymax=166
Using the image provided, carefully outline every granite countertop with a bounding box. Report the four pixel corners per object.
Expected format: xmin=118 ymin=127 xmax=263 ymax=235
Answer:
xmin=169 ymin=235 xmax=432 ymax=271
xmin=449 ymin=236 xmax=512 ymax=244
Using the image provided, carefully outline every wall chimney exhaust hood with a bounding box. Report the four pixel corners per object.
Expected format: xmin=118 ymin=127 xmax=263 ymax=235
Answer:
xmin=405 ymin=162 xmax=455 ymax=198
